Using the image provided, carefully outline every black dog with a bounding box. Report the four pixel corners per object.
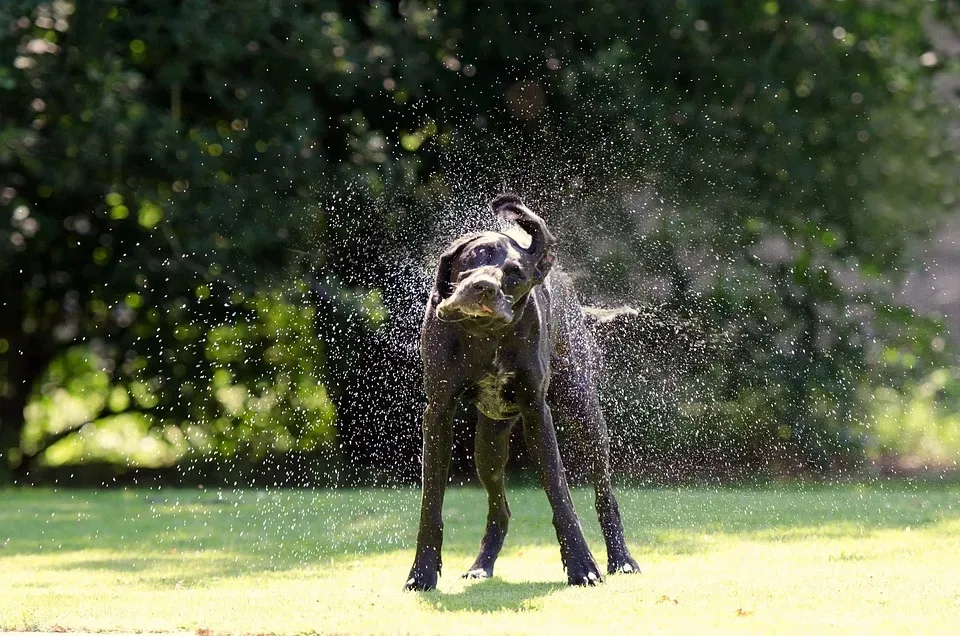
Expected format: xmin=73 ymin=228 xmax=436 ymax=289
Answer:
xmin=404 ymin=194 xmax=640 ymax=591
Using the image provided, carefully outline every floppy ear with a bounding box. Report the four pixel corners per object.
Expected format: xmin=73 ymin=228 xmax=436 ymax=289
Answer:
xmin=491 ymin=194 xmax=557 ymax=284
xmin=432 ymin=235 xmax=478 ymax=303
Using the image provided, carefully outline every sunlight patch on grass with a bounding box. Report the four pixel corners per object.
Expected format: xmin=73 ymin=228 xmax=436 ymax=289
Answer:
xmin=1 ymin=485 xmax=959 ymax=633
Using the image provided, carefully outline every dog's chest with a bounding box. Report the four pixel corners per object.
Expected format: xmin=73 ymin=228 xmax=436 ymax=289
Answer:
xmin=472 ymin=361 xmax=521 ymax=421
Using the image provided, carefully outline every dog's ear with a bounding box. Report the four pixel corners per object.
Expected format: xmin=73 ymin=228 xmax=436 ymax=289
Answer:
xmin=491 ymin=194 xmax=557 ymax=284
xmin=432 ymin=235 xmax=478 ymax=303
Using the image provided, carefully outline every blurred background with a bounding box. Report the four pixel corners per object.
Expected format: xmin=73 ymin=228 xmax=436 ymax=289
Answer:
xmin=1 ymin=0 xmax=958 ymax=487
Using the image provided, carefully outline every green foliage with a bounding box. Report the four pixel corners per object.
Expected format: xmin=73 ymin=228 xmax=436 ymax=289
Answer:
xmin=16 ymin=291 xmax=334 ymax=470
xmin=0 ymin=0 xmax=369 ymax=475
xmin=180 ymin=290 xmax=337 ymax=461
xmin=0 ymin=0 xmax=956 ymax=480
xmin=864 ymin=368 xmax=960 ymax=466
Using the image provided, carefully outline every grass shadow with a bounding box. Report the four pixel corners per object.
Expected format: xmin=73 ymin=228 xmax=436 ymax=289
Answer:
xmin=3 ymin=484 xmax=960 ymax=582
xmin=424 ymin=578 xmax=567 ymax=613
xmin=52 ymin=555 xmax=254 ymax=584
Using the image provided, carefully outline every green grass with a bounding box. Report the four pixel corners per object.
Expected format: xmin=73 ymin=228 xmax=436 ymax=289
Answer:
xmin=2 ymin=482 xmax=959 ymax=634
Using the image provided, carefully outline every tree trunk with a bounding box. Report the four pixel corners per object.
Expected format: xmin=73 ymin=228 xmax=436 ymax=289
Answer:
xmin=0 ymin=387 xmax=30 ymax=485
xmin=790 ymin=295 xmax=820 ymax=471
xmin=0 ymin=333 xmax=51 ymax=485
xmin=1 ymin=271 xmax=56 ymax=483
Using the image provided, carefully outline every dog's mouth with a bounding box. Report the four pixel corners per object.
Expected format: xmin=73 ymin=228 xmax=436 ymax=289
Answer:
xmin=436 ymin=295 xmax=515 ymax=325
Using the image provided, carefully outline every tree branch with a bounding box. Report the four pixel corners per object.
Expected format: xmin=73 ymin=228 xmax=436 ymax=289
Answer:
xmin=26 ymin=403 xmax=159 ymax=460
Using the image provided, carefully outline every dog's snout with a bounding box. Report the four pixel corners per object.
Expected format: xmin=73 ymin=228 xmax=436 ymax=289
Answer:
xmin=470 ymin=278 xmax=499 ymax=299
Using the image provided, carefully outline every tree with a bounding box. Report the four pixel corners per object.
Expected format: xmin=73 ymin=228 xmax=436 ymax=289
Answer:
xmin=0 ymin=0 xmax=384 ymax=480
xmin=315 ymin=0 xmax=957 ymax=475
xmin=1 ymin=0 xmax=954 ymax=482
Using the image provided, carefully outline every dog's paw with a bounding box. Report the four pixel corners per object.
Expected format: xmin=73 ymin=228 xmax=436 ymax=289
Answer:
xmin=404 ymin=567 xmax=439 ymax=591
xmin=569 ymin=570 xmax=602 ymax=587
xmin=566 ymin=555 xmax=604 ymax=587
xmin=608 ymin=557 xmax=642 ymax=575
xmin=461 ymin=567 xmax=493 ymax=580
xmin=404 ymin=575 xmax=437 ymax=591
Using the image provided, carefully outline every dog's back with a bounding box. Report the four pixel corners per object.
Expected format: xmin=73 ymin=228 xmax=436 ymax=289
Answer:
xmin=545 ymin=269 xmax=602 ymax=380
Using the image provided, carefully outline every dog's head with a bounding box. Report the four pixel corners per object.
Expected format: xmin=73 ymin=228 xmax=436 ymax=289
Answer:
xmin=433 ymin=194 xmax=556 ymax=329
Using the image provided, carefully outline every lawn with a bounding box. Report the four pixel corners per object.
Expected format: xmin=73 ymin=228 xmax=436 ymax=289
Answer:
xmin=2 ymin=482 xmax=959 ymax=634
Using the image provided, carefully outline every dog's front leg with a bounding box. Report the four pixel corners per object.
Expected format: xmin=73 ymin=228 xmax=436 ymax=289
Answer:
xmin=520 ymin=399 xmax=603 ymax=586
xmin=405 ymin=401 xmax=454 ymax=591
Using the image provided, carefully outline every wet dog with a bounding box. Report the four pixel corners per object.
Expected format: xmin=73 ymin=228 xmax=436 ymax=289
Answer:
xmin=404 ymin=194 xmax=639 ymax=590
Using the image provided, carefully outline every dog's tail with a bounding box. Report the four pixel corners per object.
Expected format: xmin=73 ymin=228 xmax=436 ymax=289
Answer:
xmin=582 ymin=303 xmax=718 ymax=372
xmin=581 ymin=305 xmax=639 ymax=330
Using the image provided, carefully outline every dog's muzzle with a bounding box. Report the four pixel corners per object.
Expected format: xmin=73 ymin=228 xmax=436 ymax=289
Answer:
xmin=437 ymin=275 xmax=515 ymax=325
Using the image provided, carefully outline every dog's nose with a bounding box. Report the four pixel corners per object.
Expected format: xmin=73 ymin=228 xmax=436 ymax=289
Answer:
xmin=470 ymin=279 xmax=498 ymax=299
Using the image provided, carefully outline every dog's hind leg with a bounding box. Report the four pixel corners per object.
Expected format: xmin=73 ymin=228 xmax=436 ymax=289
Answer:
xmin=582 ymin=406 xmax=641 ymax=575
xmin=463 ymin=413 xmax=516 ymax=579
xmin=519 ymin=398 xmax=603 ymax=586
xmin=550 ymin=368 xmax=640 ymax=575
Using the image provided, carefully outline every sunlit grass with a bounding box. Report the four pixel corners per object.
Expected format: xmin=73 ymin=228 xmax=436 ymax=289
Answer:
xmin=2 ymin=483 xmax=959 ymax=634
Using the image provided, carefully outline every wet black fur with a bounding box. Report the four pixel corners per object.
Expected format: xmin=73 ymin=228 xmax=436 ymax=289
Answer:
xmin=404 ymin=195 xmax=639 ymax=590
